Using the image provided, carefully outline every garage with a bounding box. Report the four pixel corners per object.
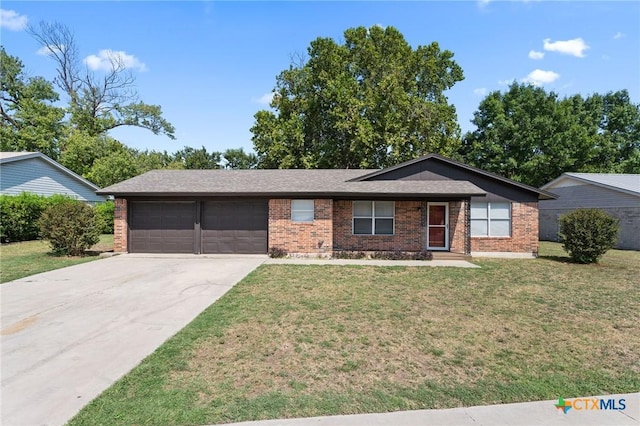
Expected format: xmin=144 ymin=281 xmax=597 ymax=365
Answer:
xmin=129 ymin=200 xmax=268 ymax=254
xmin=202 ymin=200 xmax=268 ymax=254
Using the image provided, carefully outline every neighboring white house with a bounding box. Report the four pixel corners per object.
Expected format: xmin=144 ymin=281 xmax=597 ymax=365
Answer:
xmin=540 ymin=173 xmax=640 ymax=250
xmin=0 ymin=152 xmax=105 ymax=203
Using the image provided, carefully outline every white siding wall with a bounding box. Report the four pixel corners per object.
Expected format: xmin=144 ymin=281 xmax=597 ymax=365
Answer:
xmin=540 ymin=184 xmax=639 ymax=210
xmin=539 ymin=183 xmax=640 ymax=250
xmin=0 ymin=158 xmax=105 ymax=203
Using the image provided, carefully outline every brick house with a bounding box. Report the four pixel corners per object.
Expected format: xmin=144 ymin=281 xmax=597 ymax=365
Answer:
xmin=98 ymin=154 xmax=555 ymax=257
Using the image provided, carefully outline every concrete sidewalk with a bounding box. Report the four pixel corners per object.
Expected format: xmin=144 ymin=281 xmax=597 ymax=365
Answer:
xmin=219 ymin=393 xmax=639 ymax=426
xmin=265 ymin=258 xmax=479 ymax=268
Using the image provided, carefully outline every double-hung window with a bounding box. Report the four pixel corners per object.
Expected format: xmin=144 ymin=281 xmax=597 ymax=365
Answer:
xmin=291 ymin=200 xmax=314 ymax=222
xmin=353 ymin=201 xmax=394 ymax=235
xmin=470 ymin=202 xmax=511 ymax=237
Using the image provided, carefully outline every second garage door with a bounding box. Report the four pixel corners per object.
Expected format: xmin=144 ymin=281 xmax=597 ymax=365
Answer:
xmin=201 ymin=200 xmax=268 ymax=254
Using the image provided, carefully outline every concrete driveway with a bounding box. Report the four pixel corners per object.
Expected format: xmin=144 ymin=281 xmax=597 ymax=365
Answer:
xmin=1 ymin=254 xmax=266 ymax=426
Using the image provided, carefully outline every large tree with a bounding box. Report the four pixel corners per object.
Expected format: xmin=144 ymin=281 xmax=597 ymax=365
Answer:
xmin=0 ymin=47 xmax=66 ymax=159
xmin=222 ymin=147 xmax=258 ymax=169
xmin=459 ymin=83 xmax=640 ymax=187
xmin=251 ymin=25 xmax=464 ymax=169
xmin=173 ymin=146 xmax=221 ymax=170
xmin=29 ymin=22 xmax=175 ymax=139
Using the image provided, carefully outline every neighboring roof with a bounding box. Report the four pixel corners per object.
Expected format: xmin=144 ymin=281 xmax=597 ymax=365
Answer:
xmin=0 ymin=151 xmax=101 ymax=192
xmin=97 ymin=169 xmax=486 ymax=198
xmin=0 ymin=151 xmax=36 ymax=160
xmin=352 ymin=153 xmax=557 ymax=200
xmin=541 ymin=173 xmax=640 ymax=197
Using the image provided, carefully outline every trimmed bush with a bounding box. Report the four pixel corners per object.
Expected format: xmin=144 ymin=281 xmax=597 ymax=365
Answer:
xmin=37 ymin=200 xmax=100 ymax=256
xmin=94 ymin=201 xmax=115 ymax=234
xmin=559 ymin=208 xmax=619 ymax=264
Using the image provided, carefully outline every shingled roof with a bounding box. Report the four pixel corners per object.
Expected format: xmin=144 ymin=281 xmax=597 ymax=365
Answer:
xmin=97 ymin=169 xmax=487 ymax=198
xmin=542 ymin=173 xmax=640 ymax=197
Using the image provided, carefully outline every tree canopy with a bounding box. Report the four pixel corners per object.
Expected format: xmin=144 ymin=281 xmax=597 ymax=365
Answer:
xmin=252 ymin=25 xmax=464 ymax=169
xmin=0 ymin=47 xmax=66 ymax=159
xmin=459 ymin=83 xmax=640 ymax=187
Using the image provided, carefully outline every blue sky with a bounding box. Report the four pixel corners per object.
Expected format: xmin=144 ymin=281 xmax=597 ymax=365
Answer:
xmin=2 ymin=1 xmax=639 ymax=155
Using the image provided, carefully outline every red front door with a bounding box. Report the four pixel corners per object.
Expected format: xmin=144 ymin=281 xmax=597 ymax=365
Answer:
xmin=427 ymin=203 xmax=449 ymax=250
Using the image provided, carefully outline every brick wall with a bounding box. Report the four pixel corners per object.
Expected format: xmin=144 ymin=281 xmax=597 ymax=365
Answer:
xmin=268 ymin=199 xmax=333 ymax=255
xmin=471 ymin=201 xmax=539 ymax=254
xmin=114 ymin=198 xmax=128 ymax=252
xmin=449 ymin=200 xmax=468 ymax=254
xmin=333 ymin=200 xmax=424 ymax=252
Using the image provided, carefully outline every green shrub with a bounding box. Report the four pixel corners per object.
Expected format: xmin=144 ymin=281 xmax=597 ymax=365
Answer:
xmin=0 ymin=193 xmax=77 ymax=242
xmin=559 ymin=208 xmax=619 ymax=264
xmin=0 ymin=193 xmax=48 ymax=242
xmin=37 ymin=200 xmax=100 ymax=256
xmin=94 ymin=201 xmax=115 ymax=234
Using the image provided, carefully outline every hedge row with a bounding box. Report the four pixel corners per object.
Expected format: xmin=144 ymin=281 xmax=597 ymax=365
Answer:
xmin=0 ymin=193 xmax=114 ymax=242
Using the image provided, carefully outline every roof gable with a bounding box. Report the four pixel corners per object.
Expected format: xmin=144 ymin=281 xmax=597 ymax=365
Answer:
xmin=353 ymin=154 xmax=556 ymax=200
xmin=0 ymin=151 xmax=102 ymax=194
xmin=542 ymin=173 xmax=640 ymax=197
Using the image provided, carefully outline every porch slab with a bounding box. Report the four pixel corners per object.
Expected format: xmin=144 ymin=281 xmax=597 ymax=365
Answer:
xmin=264 ymin=258 xmax=480 ymax=268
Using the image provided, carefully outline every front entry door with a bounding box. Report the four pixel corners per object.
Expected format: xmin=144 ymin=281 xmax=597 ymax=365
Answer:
xmin=427 ymin=203 xmax=449 ymax=250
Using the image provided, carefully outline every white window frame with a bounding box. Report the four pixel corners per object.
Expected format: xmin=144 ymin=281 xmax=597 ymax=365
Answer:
xmin=291 ymin=199 xmax=314 ymax=222
xmin=470 ymin=202 xmax=511 ymax=237
xmin=352 ymin=201 xmax=395 ymax=235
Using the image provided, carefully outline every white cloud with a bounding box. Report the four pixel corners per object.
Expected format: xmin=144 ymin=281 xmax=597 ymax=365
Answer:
xmin=477 ymin=0 xmax=491 ymax=8
xmin=498 ymin=79 xmax=515 ymax=86
xmin=253 ymin=92 xmax=274 ymax=105
xmin=522 ymin=69 xmax=560 ymax=86
xmin=473 ymin=88 xmax=488 ymax=96
xmin=613 ymin=32 xmax=625 ymax=40
xmin=528 ymin=50 xmax=544 ymax=60
xmin=543 ymin=38 xmax=589 ymax=58
xmin=36 ymin=45 xmax=65 ymax=56
xmin=0 ymin=9 xmax=27 ymax=31
xmin=83 ymin=49 xmax=147 ymax=72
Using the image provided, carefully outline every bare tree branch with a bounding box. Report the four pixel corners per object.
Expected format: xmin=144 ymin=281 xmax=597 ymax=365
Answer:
xmin=28 ymin=21 xmax=174 ymax=139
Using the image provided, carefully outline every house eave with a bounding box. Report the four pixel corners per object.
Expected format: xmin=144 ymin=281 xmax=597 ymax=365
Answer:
xmin=97 ymin=191 xmax=487 ymax=199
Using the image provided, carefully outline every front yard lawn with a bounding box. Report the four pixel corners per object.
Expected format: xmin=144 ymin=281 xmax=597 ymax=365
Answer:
xmin=69 ymin=242 xmax=639 ymax=425
xmin=0 ymin=234 xmax=113 ymax=283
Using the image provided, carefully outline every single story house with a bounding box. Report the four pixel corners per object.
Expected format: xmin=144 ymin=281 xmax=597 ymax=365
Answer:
xmin=97 ymin=154 xmax=555 ymax=257
xmin=0 ymin=151 xmax=105 ymax=203
xmin=540 ymin=173 xmax=640 ymax=250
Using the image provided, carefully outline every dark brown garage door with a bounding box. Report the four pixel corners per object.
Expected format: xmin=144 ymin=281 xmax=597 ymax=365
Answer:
xmin=129 ymin=202 xmax=196 ymax=253
xmin=201 ymin=200 xmax=268 ymax=254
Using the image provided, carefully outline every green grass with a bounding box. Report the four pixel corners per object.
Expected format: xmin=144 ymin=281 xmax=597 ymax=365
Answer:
xmin=68 ymin=242 xmax=640 ymax=426
xmin=0 ymin=234 xmax=114 ymax=283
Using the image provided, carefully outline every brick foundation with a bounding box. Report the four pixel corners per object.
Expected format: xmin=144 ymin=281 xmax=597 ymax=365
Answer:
xmin=471 ymin=201 xmax=539 ymax=255
xmin=268 ymin=199 xmax=333 ymax=256
xmin=113 ymin=198 xmax=128 ymax=252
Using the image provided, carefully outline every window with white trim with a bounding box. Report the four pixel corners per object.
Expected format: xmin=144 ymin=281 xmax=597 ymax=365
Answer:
xmin=291 ymin=200 xmax=314 ymax=222
xmin=470 ymin=202 xmax=511 ymax=237
xmin=353 ymin=201 xmax=394 ymax=235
